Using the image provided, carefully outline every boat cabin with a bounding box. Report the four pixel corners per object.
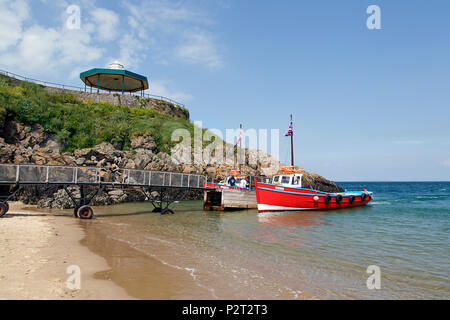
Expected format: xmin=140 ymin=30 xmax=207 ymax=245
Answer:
xmin=272 ymin=174 xmax=303 ymax=188
xmin=271 ymin=166 xmax=303 ymax=188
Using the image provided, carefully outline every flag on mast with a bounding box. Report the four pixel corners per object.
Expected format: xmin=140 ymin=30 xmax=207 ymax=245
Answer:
xmin=285 ymin=119 xmax=294 ymax=137
xmin=235 ymin=125 xmax=243 ymax=146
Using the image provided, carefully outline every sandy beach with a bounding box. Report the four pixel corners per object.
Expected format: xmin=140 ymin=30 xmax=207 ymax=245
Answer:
xmin=0 ymin=202 xmax=132 ymax=300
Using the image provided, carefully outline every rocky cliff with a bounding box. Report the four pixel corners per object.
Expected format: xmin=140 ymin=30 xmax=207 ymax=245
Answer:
xmin=0 ymin=75 xmax=344 ymax=209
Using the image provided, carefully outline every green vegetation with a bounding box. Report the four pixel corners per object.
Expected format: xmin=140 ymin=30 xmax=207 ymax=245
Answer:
xmin=0 ymin=76 xmax=195 ymax=153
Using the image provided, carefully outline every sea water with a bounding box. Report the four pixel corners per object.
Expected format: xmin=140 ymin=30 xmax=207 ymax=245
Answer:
xmin=80 ymin=182 xmax=450 ymax=299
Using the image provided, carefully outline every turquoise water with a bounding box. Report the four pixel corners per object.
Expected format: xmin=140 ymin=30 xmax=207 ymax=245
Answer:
xmin=86 ymin=182 xmax=450 ymax=299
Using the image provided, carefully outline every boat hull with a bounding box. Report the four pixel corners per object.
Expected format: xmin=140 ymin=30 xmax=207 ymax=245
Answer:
xmin=255 ymin=181 xmax=372 ymax=212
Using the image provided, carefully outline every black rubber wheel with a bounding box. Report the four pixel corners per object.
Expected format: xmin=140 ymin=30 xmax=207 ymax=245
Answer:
xmin=152 ymin=207 xmax=162 ymax=213
xmin=361 ymin=193 xmax=367 ymax=202
xmin=161 ymin=209 xmax=175 ymax=215
xmin=77 ymin=206 xmax=94 ymax=220
xmin=74 ymin=205 xmax=82 ymax=218
xmin=336 ymin=195 xmax=343 ymax=204
xmin=349 ymin=196 xmax=355 ymax=204
xmin=0 ymin=203 xmax=8 ymax=218
xmin=324 ymin=196 xmax=332 ymax=204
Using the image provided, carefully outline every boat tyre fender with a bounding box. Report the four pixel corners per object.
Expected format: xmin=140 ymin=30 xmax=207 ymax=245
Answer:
xmin=74 ymin=205 xmax=82 ymax=218
xmin=325 ymin=195 xmax=332 ymax=204
xmin=0 ymin=203 xmax=8 ymax=218
xmin=161 ymin=209 xmax=175 ymax=215
xmin=361 ymin=193 xmax=367 ymax=202
xmin=349 ymin=196 xmax=355 ymax=204
xmin=78 ymin=206 xmax=94 ymax=220
xmin=336 ymin=195 xmax=343 ymax=204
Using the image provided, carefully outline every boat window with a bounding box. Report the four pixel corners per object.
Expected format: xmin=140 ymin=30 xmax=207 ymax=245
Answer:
xmin=281 ymin=176 xmax=291 ymax=184
xmin=273 ymin=176 xmax=280 ymax=183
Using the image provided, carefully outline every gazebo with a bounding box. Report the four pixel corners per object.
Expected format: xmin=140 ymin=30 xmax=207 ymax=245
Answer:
xmin=80 ymin=61 xmax=149 ymax=95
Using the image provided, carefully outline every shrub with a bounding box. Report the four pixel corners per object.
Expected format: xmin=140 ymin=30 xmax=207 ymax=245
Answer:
xmin=0 ymin=79 xmax=204 ymax=154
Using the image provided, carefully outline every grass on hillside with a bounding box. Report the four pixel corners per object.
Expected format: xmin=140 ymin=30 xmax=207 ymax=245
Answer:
xmin=0 ymin=76 xmax=196 ymax=154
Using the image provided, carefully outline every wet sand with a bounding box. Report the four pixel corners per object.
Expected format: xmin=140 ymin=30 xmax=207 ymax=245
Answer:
xmin=82 ymin=225 xmax=218 ymax=299
xmin=0 ymin=202 xmax=132 ymax=300
xmin=0 ymin=202 xmax=220 ymax=300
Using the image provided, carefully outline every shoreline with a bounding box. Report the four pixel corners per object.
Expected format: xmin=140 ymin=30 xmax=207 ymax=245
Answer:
xmin=0 ymin=202 xmax=225 ymax=300
xmin=1 ymin=202 xmax=318 ymax=300
xmin=0 ymin=202 xmax=132 ymax=300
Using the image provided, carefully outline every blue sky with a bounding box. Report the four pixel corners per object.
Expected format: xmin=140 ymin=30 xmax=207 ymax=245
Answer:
xmin=1 ymin=0 xmax=449 ymax=181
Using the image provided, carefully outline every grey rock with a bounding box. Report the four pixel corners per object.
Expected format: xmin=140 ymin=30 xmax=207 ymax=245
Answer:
xmin=131 ymin=135 xmax=157 ymax=152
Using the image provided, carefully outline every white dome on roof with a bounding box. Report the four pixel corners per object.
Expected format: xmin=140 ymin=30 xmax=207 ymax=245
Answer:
xmin=108 ymin=61 xmax=125 ymax=70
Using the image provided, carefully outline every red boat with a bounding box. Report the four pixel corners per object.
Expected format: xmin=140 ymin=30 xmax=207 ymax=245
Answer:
xmin=255 ymin=174 xmax=373 ymax=212
xmin=255 ymin=115 xmax=373 ymax=212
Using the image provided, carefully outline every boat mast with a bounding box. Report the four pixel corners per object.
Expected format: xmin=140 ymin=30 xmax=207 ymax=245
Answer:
xmin=239 ymin=123 xmax=243 ymax=172
xmin=290 ymin=114 xmax=294 ymax=167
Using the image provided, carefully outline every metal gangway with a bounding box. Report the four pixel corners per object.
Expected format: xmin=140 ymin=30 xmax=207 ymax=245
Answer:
xmin=0 ymin=164 xmax=207 ymax=219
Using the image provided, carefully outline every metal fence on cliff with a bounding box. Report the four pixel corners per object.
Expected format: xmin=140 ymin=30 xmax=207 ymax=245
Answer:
xmin=0 ymin=69 xmax=185 ymax=108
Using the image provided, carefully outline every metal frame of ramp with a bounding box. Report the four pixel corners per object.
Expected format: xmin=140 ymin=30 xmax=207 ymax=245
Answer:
xmin=0 ymin=164 xmax=207 ymax=219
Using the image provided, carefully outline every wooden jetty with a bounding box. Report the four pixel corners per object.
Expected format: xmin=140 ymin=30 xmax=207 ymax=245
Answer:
xmin=203 ymin=188 xmax=257 ymax=211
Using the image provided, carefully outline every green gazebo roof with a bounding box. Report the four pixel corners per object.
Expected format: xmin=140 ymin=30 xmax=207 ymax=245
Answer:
xmin=80 ymin=62 xmax=149 ymax=93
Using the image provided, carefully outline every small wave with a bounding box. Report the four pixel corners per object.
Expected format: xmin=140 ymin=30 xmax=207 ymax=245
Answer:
xmin=144 ymin=235 xmax=177 ymax=246
xmin=284 ymin=286 xmax=303 ymax=299
xmin=106 ymin=235 xmax=219 ymax=298
xmin=371 ymin=201 xmax=391 ymax=205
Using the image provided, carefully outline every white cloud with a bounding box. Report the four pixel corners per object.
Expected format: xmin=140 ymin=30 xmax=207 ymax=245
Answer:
xmin=0 ymin=0 xmax=29 ymax=51
xmin=126 ymin=0 xmax=204 ymax=31
xmin=124 ymin=0 xmax=223 ymax=69
xmin=0 ymin=24 xmax=103 ymax=75
xmin=90 ymin=8 xmax=119 ymax=41
xmin=175 ymin=31 xmax=223 ymax=69
xmin=0 ymin=0 xmax=200 ymax=104
xmin=0 ymin=1 xmax=106 ymax=77
xmin=442 ymin=159 xmax=450 ymax=167
xmin=150 ymin=80 xmax=193 ymax=103
xmin=117 ymin=34 xmax=146 ymax=69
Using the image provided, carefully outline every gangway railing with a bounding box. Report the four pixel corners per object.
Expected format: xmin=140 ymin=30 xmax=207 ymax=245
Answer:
xmin=0 ymin=164 xmax=207 ymax=219
xmin=0 ymin=164 xmax=205 ymax=189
